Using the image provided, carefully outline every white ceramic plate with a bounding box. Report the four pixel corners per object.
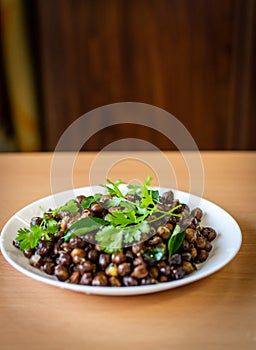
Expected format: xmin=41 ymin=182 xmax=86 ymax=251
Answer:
xmin=0 ymin=186 xmax=242 ymax=296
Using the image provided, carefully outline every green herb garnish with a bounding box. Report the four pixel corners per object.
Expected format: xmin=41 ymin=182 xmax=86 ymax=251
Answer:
xmin=143 ymin=247 xmax=165 ymax=263
xmin=167 ymin=225 xmax=185 ymax=257
xmin=52 ymin=199 xmax=79 ymax=216
xmin=81 ymin=196 xmax=96 ymax=209
xmin=94 ymin=225 xmax=123 ymax=253
xmin=123 ymin=221 xmax=150 ymax=244
xmin=15 ymin=175 xmax=183 ymax=253
xmin=64 ymin=217 xmax=108 ymax=241
xmin=16 ymin=225 xmax=46 ymax=251
xmin=101 ymin=178 xmax=124 ymax=198
xmin=95 ymin=175 xmax=181 ymax=253
xmin=81 ymin=194 xmax=101 ymax=209
xmin=42 ymin=218 xmax=59 ymax=234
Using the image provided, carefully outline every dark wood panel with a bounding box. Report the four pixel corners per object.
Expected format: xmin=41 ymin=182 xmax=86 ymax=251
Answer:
xmin=35 ymin=0 xmax=256 ymax=150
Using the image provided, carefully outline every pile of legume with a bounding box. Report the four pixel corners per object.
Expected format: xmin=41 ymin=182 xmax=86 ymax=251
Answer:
xmin=13 ymin=183 xmax=217 ymax=287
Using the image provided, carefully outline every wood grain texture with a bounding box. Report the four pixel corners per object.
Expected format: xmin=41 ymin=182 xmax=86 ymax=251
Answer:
xmin=34 ymin=0 xmax=256 ymax=151
xmin=0 ymin=151 xmax=256 ymax=350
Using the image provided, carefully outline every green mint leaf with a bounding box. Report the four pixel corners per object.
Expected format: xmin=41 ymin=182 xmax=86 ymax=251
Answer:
xmin=123 ymin=221 xmax=150 ymax=244
xmin=167 ymin=225 xmax=185 ymax=257
xmin=95 ymin=225 xmax=123 ymax=253
xmin=143 ymin=247 xmax=165 ymax=263
xmin=64 ymin=217 xmax=108 ymax=241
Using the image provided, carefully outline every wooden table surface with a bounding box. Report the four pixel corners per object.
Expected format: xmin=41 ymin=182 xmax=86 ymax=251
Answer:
xmin=0 ymin=152 xmax=255 ymax=350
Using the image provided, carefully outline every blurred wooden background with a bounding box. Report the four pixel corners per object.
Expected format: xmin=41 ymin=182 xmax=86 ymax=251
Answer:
xmin=1 ymin=0 xmax=256 ymax=151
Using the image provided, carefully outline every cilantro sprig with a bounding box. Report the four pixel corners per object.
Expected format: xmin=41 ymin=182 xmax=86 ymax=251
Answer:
xmin=15 ymin=215 xmax=59 ymax=251
xmin=52 ymin=199 xmax=79 ymax=216
xmin=16 ymin=226 xmax=45 ymax=251
xmin=94 ymin=175 xmax=182 ymax=253
xmin=15 ymin=199 xmax=79 ymax=251
xmin=101 ymin=179 xmax=124 ymax=198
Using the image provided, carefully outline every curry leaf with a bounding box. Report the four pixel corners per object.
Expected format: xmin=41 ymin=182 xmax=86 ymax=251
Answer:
xmin=167 ymin=225 xmax=185 ymax=257
xmin=64 ymin=217 xmax=108 ymax=241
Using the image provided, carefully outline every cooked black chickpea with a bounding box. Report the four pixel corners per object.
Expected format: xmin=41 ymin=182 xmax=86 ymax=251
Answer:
xmin=54 ymin=265 xmax=70 ymax=281
xmin=71 ymin=248 xmax=86 ymax=264
xmin=77 ymin=261 xmax=95 ymax=273
xmin=57 ymin=252 xmax=71 ymax=266
xmin=92 ymin=274 xmax=108 ymax=286
xmin=132 ymin=265 xmax=148 ymax=279
xmin=23 ymin=249 xmax=34 ymax=259
xmin=29 ymin=254 xmax=43 ymax=268
xmin=195 ymin=249 xmax=209 ymax=263
xmin=202 ymin=227 xmax=217 ymax=241
xmin=69 ymin=271 xmax=81 ymax=284
xmin=132 ymin=242 xmax=145 ymax=255
xmin=76 ymin=195 xmax=85 ymax=204
xmin=91 ymin=202 xmax=104 ymax=214
xmin=182 ymin=261 xmax=195 ymax=274
xmin=109 ymin=276 xmax=122 ymax=287
xmin=157 ymin=226 xmax=171 ymax=240
xmin=149 ymin=236 xmax=162 ymax=245
xmin=172 ymin=267 xmax=185 ymax=280
xmin=204 ymin=241 xmax=212 ymax=252
xmin=99 ymin=254 xmax=111 ymax=269
xmin=169 ymin=253 xmax=182 ymax=266
xmin=149 ymin=267 xmax=159 ymax=279
xmin=60 ymin=242 xmax=72 ymax=253
xmin=185 ymin=228 xmax=196 ymax=242
xmin=88 ymin=249 xmax=99 ymax=262
xmin=42 ymin=261 xmax=55 ymax=275
xmin=118 ymin=262 xmax=131 ymax=276
xmin=123 ymin=276 xmax=138 ymax=287
xmin=69 ymin=236 xmax=85 ymax=249
xmin=111 ymin=252 xmax=126 ymax=264
xmin=133 ymin=256 xmax=146 ymax=267
xmin=161 ymin=190 xmax=174 ymax=203
xmin=80 ymin=272 xmax=93 ymax=285
xmin=30 ymin=217 xmax=42 ymax=226
xmin=191 ymin=208 xmax=203 ymax=221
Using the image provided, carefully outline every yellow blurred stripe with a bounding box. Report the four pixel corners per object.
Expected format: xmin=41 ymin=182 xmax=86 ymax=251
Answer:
xmin=1 ymin=0 xmax=41 ymax=151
